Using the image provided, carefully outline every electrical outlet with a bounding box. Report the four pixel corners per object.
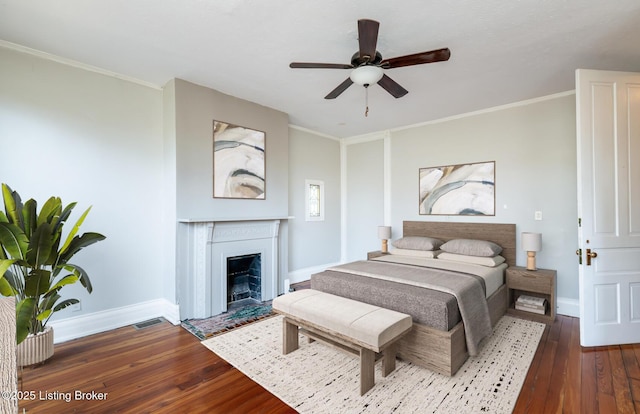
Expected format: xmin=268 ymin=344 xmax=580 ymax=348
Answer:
xmin=535 ymin=211 xmax=543 ymax=220
xmin=71 ymin=302 xmax=81 ymax=312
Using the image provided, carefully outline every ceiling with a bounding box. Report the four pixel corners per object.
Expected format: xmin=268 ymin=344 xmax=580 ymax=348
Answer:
xmin=1 ymin=1 xmax=639 ymax=138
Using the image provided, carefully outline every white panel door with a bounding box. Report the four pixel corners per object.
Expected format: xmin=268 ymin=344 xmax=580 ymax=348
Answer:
xmin=577 ymin=69 xmax=640 ymax=346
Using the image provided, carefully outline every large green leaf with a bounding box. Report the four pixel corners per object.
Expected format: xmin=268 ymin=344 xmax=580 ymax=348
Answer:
xmin=16 ymin=297 xmax=37 ymax=343
xmin=22 ymin=199 xmax=37 ymax=239
xmin=53 ymin=202 xmax=76 ymax=233
xmin=0 ymin=268 xmax=22 ymax=295
xmin=0 ymin=222 xmax=28 ymax=260
xmin=59 ymin=263 xmax=92 ymax=293
xmin=0 ymin=276 xmax=15 ymax=296
xmin=52 ymin=298 xmax=77 ymax=313
xmin=0 ymin=259 xmax=17 ymax=296
xmin=2 ymin=184 xmax=24 ymax=229
xmin=26 ymin=222 xmax=54 ymax=268
xmin=24 ymin=269 xmax=51 ymax=297
xmin=50 ymin=273 xmax=79 ymax=291
xmin=60 ymin=205 xmax=91 ymax=255
xmin=58 ymin=232 xmax=105 ymax=266
xmin=37 ymin=196 xmax=62 ymax=227
xmin=0 ymin=210 xmax=7 ymax=223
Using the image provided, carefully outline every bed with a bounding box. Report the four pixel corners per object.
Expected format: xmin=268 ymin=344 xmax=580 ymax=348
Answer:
xmin=310 ymin=221 xmax=515 ymax=376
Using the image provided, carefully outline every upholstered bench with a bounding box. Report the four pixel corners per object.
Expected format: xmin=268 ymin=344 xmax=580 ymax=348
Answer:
xmin=272 ymin=289 xmax=412 ymax=395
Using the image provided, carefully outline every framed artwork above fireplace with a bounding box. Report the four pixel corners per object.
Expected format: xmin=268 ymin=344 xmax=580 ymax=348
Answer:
xmin=213 ymin=120 xmax=266 ymax=199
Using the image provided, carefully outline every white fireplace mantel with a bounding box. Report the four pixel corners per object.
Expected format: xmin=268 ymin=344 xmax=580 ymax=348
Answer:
xmin=177 ymin=218 xmax=289 ymax=320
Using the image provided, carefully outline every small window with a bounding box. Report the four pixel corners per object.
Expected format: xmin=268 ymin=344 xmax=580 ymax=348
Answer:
xmin=305 ymin=180 xmax=325 ymax=221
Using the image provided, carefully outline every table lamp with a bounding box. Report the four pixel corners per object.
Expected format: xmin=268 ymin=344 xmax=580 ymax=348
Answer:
xmin=378 ymin=226 xmax=392 ymax=253
xmin=522 ymin=232 xmax=542 ymax=270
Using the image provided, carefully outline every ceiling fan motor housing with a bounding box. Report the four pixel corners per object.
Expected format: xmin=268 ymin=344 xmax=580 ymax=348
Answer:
xmin=351 ymin=51 xmax=383 ymax=67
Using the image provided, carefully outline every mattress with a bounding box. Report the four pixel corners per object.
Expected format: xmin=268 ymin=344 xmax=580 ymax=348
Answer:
xmin=310 ymin=256 xmax=506 ymax=332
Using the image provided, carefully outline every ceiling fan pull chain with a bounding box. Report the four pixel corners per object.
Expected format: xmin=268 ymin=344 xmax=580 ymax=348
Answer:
xmin=365 ymin=86 xmax=369 ymax=117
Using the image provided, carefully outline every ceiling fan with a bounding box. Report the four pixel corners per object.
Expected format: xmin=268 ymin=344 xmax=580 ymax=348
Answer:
xmin=290 ymin=19 xmax=451 ymax=100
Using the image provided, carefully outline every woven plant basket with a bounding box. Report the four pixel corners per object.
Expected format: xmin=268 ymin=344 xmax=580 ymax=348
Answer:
xmin=16 ymin=326 xmax=54 ymax=366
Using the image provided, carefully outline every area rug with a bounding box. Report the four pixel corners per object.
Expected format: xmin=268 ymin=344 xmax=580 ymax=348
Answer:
xmin=181 ymin=301 xmax=273 ymax=340
xmin=202 ymin=315 xmax=545 ymax=413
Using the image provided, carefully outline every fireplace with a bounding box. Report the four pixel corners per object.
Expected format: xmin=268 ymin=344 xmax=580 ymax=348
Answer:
xmin=227 ymin=253 xmax=261 ymax=307
xmin=177 ymin=218 xmax=286 ymax=320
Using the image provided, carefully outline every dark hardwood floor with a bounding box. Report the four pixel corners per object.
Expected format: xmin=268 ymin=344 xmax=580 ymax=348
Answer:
xmin=17 ymin=286 xmax=640 ymax=413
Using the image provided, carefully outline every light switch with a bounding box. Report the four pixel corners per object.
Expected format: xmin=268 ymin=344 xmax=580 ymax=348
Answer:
xmin=535 ymin=211 xmax=543 ymax=220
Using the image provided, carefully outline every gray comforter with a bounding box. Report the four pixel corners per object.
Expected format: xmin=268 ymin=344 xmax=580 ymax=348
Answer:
xmin=313 ymin=260 xmax=493 ymax=356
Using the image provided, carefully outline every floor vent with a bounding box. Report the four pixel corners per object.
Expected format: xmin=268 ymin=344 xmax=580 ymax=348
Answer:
xmin=132 ymin=318 xmax=165 ymax=330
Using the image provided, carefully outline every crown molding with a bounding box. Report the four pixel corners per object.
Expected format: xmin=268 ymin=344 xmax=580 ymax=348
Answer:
xmin=0 ymin=40 xmax=162 ymax=90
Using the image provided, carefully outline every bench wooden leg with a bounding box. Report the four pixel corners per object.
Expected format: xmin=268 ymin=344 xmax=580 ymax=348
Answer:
xmin=360 ymin=348 xmax=375 ymax=396
xmin=282 ymin=318 xmax=299 ymax=355
xmin=382 ymin=343 xmax=397 ymax=377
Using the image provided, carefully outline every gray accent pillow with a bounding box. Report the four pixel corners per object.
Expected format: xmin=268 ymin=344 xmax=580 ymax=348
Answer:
xmin=440 ymin=239 xmax=503 ymax=257
xmin=391 ymin=236 xmax=444 ymax=251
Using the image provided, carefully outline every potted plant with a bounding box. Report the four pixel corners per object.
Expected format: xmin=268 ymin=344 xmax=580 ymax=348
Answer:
xmin=0 ymin=183 xmax=105 ymax=365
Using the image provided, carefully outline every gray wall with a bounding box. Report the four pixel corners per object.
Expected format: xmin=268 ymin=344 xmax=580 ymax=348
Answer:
xmin=288 ymin=127 xmax=341 ymax=271
xmin=173 ymin=79 xmax=289 ymax=220
xmin=344 ymin=94 xmax=579 ymax=312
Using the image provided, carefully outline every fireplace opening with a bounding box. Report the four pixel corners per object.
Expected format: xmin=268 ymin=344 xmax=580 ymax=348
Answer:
xmin=227 ymin=253 xmax=261 ymax=309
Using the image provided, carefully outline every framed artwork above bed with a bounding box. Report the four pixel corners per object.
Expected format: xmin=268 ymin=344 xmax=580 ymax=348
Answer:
xmin=419 ymin=161 xmax=495 ymax=215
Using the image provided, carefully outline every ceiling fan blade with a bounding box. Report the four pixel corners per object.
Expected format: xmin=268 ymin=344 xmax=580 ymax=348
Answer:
xmin=325 ymin=78 xmax=354 ymax=99
xmin=358 ymin=19 xmax=379 ymax=61
xmin=290 ymin=62 xmax=353 ymax=69
xmin=378 ymin=74 xmax=408 ymax=98
xmin=380 ymin=48 xmax=451 ymax=69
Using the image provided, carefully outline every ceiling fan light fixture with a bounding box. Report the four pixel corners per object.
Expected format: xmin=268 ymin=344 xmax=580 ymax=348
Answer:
xmin=350 ymin=65 xmax=383 ymax=86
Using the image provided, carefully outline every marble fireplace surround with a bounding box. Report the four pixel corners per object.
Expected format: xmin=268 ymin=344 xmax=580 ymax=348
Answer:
xmin=178 ymin=217 xmax=286 ymax=320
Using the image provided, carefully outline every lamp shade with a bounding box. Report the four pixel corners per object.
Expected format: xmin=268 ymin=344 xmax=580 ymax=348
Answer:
xmin=521 ymin=232 xmax=542 ymax=252
xmin=350 ymin=65 xmax=384 ymax=86
xmin=378 ymin=226 xmax=392 ymax=240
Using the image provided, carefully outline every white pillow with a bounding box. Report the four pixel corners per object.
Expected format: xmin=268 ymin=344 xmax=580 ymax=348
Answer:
xmin=390 ymin=248 xmax=441 ymax=258
xmin=438 ymin=252 xmax=506 ymax=267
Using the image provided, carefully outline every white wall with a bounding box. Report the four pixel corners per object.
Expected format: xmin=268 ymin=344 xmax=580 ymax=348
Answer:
xmin=0 ymin=46 xmax=172 ymax=338
xmin=288 ymin=127 xmax=341 ymax=280
xmin=345 ymin=139 xmax=386 ymax=260
xmin=343 ymin=93 xmax=579 ymax=316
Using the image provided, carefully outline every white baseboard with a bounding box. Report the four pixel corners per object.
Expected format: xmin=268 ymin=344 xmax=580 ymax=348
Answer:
xmin=50 ymin=298 xmax=180 ymax=344
xmin=288 ymin=261 xmax=342 ymax=284
xmin=556 ymin=297 xmax=579 ymax=318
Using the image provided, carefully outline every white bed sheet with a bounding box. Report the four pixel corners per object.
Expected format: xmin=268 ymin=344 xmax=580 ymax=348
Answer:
xmin=371 ymin=255 xmax=507 ymax=298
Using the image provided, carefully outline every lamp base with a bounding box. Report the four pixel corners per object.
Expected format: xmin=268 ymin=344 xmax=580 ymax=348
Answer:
xmin=381 ymin=239 xmax=388 ymax=253
xmin=526 ymin=251 xmax=537 ymax=270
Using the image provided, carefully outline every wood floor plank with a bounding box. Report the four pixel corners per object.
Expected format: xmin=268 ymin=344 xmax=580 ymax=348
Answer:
xmin=526 ymin=339 xmax=557 ymax=412
xmin=608 ymin=345 xmax=636 ymax=413
xmin=622 ymin=344 xmax=640 ymax=380
xmin=581 ymin=347 xmax=598 ymax=414
xmin=512 ymin=323 xmax=550 ymax=413
xmin=543 ymin=316 xmax=571 ymax=413
xmin=596 ymin=346 xmax=614 ymax=397
xmin=563 ymin=317 xmax=582 ymax=413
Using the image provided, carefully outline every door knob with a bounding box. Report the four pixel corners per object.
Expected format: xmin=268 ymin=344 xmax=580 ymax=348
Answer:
xmin=586 ymin=249 xmax=597 ymax=266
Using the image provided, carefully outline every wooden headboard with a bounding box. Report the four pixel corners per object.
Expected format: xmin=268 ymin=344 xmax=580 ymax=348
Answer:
xmin=403 ymin=221 xmax=517 ymax=267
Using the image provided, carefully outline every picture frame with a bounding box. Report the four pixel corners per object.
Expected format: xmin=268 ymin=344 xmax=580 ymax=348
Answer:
xmin=419 ymin=161 xmax=495 ymax=215
xmin=213 ymin=120 xmax=265 ymax=199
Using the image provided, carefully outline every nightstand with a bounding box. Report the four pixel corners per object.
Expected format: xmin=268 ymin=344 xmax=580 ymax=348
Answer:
xmin=367 ymin=251 xmax=389 ymax=260
xmin=506 ymin=266 xmax=556 ymax=324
